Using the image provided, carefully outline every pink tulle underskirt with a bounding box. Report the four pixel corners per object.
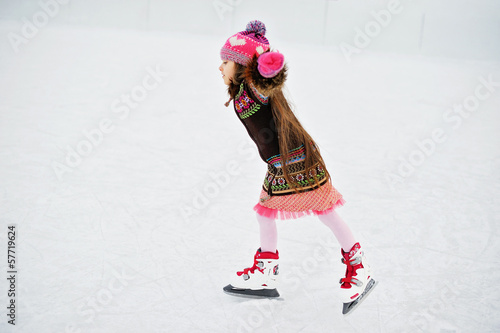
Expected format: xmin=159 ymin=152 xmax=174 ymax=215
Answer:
xmin=254 ymin=198 xmax=346 ymax=220
xmin=254 ymin=181 xmax=345 ymax=220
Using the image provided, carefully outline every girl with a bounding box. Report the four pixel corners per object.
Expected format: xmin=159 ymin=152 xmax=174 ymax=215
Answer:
xmin=218 ymin=20 xmax=376 ymax=314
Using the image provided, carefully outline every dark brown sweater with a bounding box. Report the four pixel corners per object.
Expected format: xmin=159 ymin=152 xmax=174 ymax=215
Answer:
xmin=233 ymin=81 xmax=280 ymax=162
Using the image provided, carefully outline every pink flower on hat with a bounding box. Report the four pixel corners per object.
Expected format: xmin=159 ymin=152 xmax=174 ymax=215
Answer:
xmin=220 ymin=20 xmax=270 ymax=66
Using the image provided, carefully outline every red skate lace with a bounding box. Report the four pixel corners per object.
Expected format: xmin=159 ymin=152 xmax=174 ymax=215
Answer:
xmin=341 ymin=256 xmax=363 ymax=288
xmin=237 ymin=258 xmax=263 ymax=276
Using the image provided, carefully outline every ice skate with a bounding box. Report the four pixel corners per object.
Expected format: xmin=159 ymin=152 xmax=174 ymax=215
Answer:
xmin=339 ymin=243 xmax=377 ymax=315
xmin=223 ymin=248 xmax=280 ymax=298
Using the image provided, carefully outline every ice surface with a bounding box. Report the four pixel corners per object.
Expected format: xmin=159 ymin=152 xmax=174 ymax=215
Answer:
xmin=0 ymin=20 xmax=500 ymax=333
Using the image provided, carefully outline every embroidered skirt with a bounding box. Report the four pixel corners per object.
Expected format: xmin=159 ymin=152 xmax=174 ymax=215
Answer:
xmin=254 ymin=180 xmax=345 ymax=220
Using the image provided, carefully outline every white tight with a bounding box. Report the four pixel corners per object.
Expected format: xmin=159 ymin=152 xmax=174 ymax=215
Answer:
xmin=257 ymin=210 xmax=356 ymax=253
xmin=257 ymin=213 xmax=278 ymax=253
xmin=317 ymin=210 xmax=357 ymax=252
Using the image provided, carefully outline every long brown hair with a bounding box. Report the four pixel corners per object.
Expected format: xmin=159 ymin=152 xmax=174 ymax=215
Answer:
xmin=227 ymin=62 xmax=330 ymax=192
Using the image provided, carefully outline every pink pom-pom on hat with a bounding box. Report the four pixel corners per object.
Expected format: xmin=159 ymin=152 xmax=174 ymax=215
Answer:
xmin=257 ymin=51 xmax=285 ymax=78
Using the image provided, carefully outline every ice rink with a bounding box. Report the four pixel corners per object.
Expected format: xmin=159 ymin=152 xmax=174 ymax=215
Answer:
xmin=1 ymin=2 xmax=500 ymax=332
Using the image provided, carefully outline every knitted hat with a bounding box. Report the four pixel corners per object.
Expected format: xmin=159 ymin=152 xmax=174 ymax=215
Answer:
xmin=220 ymin=20 xmax=270 ymax=66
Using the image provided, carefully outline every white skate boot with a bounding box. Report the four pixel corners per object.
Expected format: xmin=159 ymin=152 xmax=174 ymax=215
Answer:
xmin=223 ymin=248 xmax=280 ymax=298
xmin=340 ymin=243 xmax=377 ymax=314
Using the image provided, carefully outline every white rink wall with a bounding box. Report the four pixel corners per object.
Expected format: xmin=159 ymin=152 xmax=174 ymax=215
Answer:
xmin=1 ymin=0 xmax=500 ymax=61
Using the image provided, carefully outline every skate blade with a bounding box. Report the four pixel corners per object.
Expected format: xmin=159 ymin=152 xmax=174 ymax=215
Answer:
xmin=342 ymin=278 xmax=378 ymax=315
xmin=223 ymin=284 xmax=281 ymax=299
